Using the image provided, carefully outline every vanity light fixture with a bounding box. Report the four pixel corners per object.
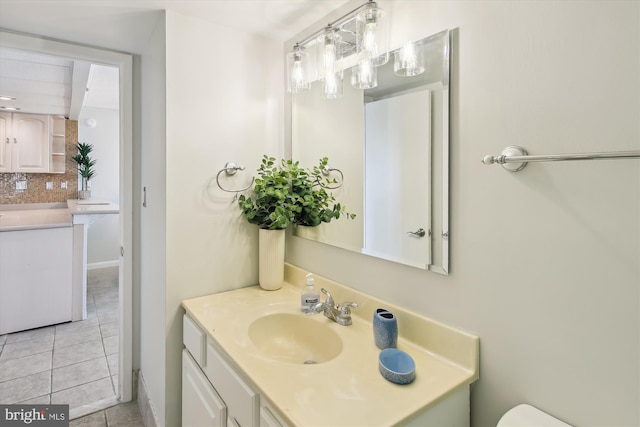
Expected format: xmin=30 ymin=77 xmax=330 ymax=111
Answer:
xmin=351 ymin=59 xmax=377 ymax=89
xmin=286 ymin=0 xmax=389 ymax=95
xmin=356 ymin=2 xmax=389 ymax=66
xmin=394 ymin=40 xmax=425 ymax=77
xmin=286 ymin=43 xmax=312 ymax=93
xmin=321 ymin=26 xmax=343 ymax=99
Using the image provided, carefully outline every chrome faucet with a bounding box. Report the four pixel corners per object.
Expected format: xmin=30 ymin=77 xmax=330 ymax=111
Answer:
xmin=312 ymin=288 xmax=358 ymax=326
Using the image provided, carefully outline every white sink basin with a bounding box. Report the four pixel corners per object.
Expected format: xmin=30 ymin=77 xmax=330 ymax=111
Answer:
xmin=248 ymin=313 xmax=343 ymax=364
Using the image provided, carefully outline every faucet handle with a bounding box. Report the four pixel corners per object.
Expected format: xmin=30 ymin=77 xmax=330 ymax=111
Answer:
xmin=339 ymin=301 xmax=358 ymax=315
xmin=320 ymin=288 xmax=334 ymax=306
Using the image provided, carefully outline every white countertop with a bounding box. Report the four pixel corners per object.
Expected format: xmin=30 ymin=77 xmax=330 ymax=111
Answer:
xmin=66 ymin=199 xmax=119 ymax=215
xmin=0 ymin=200 xmax=119 ymax=231
xmin=182 ymin=264 xmax=479 ymax=427
xmin=0 ymin=207 xmax=72 ymax=231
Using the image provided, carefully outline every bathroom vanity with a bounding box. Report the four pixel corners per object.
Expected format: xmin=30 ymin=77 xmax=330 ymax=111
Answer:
xmin=181 ymin=264 xmax=479 ymax=426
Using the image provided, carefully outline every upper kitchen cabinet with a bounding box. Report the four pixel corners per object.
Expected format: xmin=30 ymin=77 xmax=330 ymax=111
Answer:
xmin=0 ymin=112 xmax=65 ymax=173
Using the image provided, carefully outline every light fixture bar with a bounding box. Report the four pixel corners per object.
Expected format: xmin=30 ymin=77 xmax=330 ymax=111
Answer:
xmin=294 ymin=0 xmax=376 ymax=49
xmin=286 ymin=0 xmax=389 ymax=94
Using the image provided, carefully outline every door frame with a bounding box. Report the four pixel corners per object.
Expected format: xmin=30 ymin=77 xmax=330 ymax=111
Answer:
xmin=0 ymin=30 xmax=135 ymax=403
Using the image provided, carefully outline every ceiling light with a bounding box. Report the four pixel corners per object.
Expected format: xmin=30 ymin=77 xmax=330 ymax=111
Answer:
xmin=0 ymin=106 xmax=21 ymax=111
xmin=0 ymin=96 xmax=16 ymax=101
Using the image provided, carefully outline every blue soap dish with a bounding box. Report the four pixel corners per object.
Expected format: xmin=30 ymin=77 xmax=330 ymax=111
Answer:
xmin=378 ymin=348 xmax=416 ymax=384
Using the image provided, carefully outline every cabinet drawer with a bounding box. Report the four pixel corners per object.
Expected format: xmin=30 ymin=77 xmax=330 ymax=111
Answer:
xmin=206 ymin=340 xmax=259 ymax=427
xmin=183 ymin=314 xmax=206 ymax=367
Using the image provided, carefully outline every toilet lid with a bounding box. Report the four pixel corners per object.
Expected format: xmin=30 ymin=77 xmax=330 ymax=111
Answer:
xmin=498 ymin=404 xmax=572 ymax=427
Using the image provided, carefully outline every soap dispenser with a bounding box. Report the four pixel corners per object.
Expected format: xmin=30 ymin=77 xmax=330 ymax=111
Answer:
xmin=301 ymin=273 xmax=320 ymax=314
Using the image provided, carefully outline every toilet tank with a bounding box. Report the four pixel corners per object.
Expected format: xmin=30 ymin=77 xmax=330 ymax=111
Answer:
xmin=498 ymin=404 xmax=572 ymax=427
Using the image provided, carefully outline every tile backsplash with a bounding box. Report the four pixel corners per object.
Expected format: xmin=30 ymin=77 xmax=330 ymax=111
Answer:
xmin=0 ymin=120 xmax=79 ymax=204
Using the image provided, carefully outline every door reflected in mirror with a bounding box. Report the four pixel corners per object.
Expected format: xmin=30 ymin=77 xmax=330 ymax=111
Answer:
xmin=291 ymin=29 xmax=450 ymax=274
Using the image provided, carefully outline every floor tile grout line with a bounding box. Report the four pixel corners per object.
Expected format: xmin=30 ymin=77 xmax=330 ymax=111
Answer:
xmin=52 ymin=373 xmax=113 ymax=395
xmin=1 ymin=268 xmax=120 ymax=411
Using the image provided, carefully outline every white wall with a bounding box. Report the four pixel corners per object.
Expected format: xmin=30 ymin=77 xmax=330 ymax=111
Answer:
xmin=139 ymin=12 xmax=167 ymax=427
xmin=293 ymin=79 xmax=364 ymax=251
xmin=139 ymin=9 xmax=283 ymax=427
xmin=286 ymin=1 xmax=639 ymax=426
xmin=364 ymin=90 xmax=431 ymax=267
xmin=78 ymin=106 xmax=120 ymax=266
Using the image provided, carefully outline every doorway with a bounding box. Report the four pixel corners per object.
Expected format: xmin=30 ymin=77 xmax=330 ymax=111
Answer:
xmin=0 ymin=30 xmax=134 ymax=414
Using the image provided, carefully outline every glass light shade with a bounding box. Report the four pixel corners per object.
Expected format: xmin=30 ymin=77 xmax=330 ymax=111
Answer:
xmin=394 ymin=40 xmax=425 ymax=77
xmin=286 ymin=47 xmax=311 ymax=93
xmin=323 ymin=71 xmax=343 ymax=99
xmin=356 ymin=4 xmax=389 ymax=67
xmin=351 ymin=60 xmax=377 ymax=89
xmin=321 ymin=28 xmax=342 ymax=77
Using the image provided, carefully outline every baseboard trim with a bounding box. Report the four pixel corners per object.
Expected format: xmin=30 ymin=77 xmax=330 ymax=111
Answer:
xmin=87 ymin=260 xmax=119 ymax=270
xmin=137 ymin=371 xmax=159 ymax=427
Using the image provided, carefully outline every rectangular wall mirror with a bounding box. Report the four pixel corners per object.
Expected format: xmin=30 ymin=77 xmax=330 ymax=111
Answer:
xmin=291 ymin=29 xmax=450 ymax=275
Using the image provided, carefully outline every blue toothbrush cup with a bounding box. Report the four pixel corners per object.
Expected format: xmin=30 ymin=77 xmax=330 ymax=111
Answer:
xmin=373 ymin=308 xmax=398 ymax=349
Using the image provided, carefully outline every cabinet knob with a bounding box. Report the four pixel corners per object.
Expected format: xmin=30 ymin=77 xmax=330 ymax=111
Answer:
xmin=5 ymin=137 xmax=8 ymax=144
xmin=13 ymin=138 xmax=17 ymax=144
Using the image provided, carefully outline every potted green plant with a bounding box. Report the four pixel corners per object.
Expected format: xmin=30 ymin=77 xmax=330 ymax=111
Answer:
xmin=238 ymin=156 xmax=294 ymax=231
xmin=71 ymin=142 xmax=96 ymax=200
xmin=290 ymin=156 xmax=354 ymax=227
xmin=238 ymin=155 xmax=353 ymax=290
xmin=238 ymin=156 xmax=293 ymax=290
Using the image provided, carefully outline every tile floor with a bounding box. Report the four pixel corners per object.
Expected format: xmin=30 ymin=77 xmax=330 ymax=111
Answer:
xmin=0 ymin=267 xmax=120 ymax=414
xmin=70 ymin=401 xmax=143 ymax=427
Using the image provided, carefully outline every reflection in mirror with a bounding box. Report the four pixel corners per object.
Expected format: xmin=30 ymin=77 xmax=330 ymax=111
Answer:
xmin=292 ymin=29 xmax=450 ymax=274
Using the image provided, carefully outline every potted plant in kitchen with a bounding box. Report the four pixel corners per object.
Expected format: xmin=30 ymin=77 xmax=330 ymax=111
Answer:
xmin=72 ymin=142 xmax=96 ymax=200
xmin=238 ymin=155 xmax=353 ymax=290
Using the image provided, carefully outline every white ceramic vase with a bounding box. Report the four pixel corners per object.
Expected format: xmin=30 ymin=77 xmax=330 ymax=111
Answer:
xmin=258 ymin=228 xmax=285 ymax=290
xmin=295 ymin=225 xmax=319 ymax=240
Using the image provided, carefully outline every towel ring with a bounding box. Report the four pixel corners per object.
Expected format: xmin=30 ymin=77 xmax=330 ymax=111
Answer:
xmin=216 ymin=162 xmax=254 ymax=193
xmin=320 ymin=167 xmax=344 ymax=189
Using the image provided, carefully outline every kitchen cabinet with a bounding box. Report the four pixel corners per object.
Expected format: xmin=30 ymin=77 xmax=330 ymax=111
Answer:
xmin=0 ymin=112 xmax=65 ymax=173
xmin=49 ymin=115 xmax=66 ymax=173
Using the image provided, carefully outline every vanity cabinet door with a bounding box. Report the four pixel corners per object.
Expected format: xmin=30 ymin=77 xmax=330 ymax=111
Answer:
xmin=206 ymin=341 xmax=259 ymax=427
xmin=182 ymin=350 xmax=226 ymax=427
xmin=260 ymin=406 xmax=288 ymax=427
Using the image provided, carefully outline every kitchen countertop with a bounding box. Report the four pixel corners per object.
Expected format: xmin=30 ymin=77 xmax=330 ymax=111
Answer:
xmin=0 ymin=200 xmax=119 ymax=231
xmin=0 ymin=205 xmax=72 ymax=231
xmin=66 ymin=199 xmax=119 ymax=215
xmin=182 ymin=263 xmax=479 ymax=426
